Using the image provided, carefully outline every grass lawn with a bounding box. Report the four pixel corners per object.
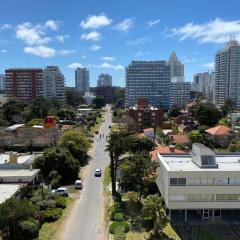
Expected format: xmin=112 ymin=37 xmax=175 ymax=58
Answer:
xmin=111 ymin=123 xmax=126 ymax=132
xmin=39 ymin=197 xmax=74 ymax=240
xmin=126 ymin=231 xmax=148 ymax=240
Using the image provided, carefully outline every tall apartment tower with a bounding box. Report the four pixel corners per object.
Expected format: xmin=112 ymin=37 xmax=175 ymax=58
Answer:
xmin=0 ymin=74 xmax=6 ymax=91
xmin=168 ymin=52 xmax=184 ymax=83
xmin=97 ymin=73 xmax=112 ymax=87
xmin=75 ymin=68 xmax=90 ymax=92
xmin=126 ymin=61 xmax=170 ymax=110
xmin=214 ymin=40 xmax=240 ymax=108
xmin=43 ymin=66 xmax=66 ymax=105
xmin=192 ymin=72 xmax=210 ymax=94
xmin=5 ymin=68 xmax=43 ymax=102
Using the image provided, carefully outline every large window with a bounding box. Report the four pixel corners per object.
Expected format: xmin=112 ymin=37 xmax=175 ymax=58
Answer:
xmin=216 ymin=194 xmax=240 ymax=201
xmin=170 ymin=178 xmax=186 ymax=186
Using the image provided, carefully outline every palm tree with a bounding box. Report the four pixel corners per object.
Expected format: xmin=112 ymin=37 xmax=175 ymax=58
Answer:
xmin=143 ymin=194 xmax=168 ymax=238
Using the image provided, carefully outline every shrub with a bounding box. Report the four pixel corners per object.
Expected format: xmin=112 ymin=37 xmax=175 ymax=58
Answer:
xmin=114 ymin=213 xmax=124 ymax=221
xmin=55 ymin=196 xmax=66 ymax=209
xmin=114 ymin=192 xmax=122 ymax=204
xmin=142 ymin=216 xmax=154 ymax=231
xmin=109 ymin=222 xmax=129 ymax=234
xmin=36 ymin=200 xmax=56 ymax=210
xmin=114 ymin=226 xmax=126 ymax=240
xmin=44 ymin=208 xmax=62 ymax=222
xmin=18 ymin=219 xmax=39 ymax=240
xmin=51 ymin=175 xmax=61 ymax=189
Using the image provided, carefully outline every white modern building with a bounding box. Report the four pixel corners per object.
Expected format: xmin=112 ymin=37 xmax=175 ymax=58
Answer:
xmin=75 ymin=68 xmax=90 ymax=92
xmin=97 ymin=73 xmax=112 ymax=87
xmin=43 ymin=66 xmax=66 ymax=105
xmin=214 ymin=39 xmax=240 ymax=108
xmin=156 ymin=143 xmax=240 ymax=221
xmin=168 ymin=52 xmax=184 ymax=83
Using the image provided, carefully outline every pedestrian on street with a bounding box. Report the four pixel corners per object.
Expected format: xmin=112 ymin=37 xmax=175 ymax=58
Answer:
xmin=100 ymin=134 xmax=101 ymax=139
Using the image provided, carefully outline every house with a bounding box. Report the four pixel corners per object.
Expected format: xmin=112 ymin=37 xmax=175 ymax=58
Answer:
xmin=156 ymin=143 xmax=240 ymax=222
xmin=205 ymin=125 xmax=232 ymax=147
xmin=173 ymin=115 xmax=197 ymax=133
xmin=169 ymin=134 xmax=190 ymax=146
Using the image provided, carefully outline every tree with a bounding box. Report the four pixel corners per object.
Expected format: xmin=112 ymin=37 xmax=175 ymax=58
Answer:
xmin=0 ymin=198 xmax=39 ymax=240
xmin=222 ymin=99 xmax=234 ymax=115
xmin=189 ymin=130 xmax=213 ymax=148
xmin=190 ymin=102 xmax=222 ymax=126
xmin=66 ymin=88 xmax=85 ymax=106
xmin=56 ymin=109 xmax=76 ymax=120
xmin=59 ymin=129 xmax=90 ymax=165
xmin=127 ymin=136 xmax=154 ymax=152
xmin=218 ymin=118 xmax=231 ymax=127
xmin=119 ymin=152 xmax=155 ymax=202
xmin=142 ymin=194 xmax=168 ymax=238
xmin=93 ymin=96 xmax=105 ymax=109
xmin=168 ymin=106 xmax=181 ymax=118
xmin=33 ymin=147 xmax=80 ymax=184
xmin=106 ymin=130 xmax=130 ymax=196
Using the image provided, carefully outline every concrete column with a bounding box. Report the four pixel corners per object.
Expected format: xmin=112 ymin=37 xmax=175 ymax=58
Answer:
xmin=169 ymin=209 xmax=171 ymax=221
xmin=184 ymin=210 xmax=188 ymax=222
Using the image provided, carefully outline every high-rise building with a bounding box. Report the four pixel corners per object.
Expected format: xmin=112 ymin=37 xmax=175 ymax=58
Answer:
xmin=169 ymin=82 xmax=191 ymax=107
xmin=0 ymin=74 xmax=5 ymax=91
xmin=192 ymin=72 xmax=210 ymax=94
xmin=206 ymin=72 xmax=216 ymax=103
xmin=126 ymin=61 xmax=170 ymax=110
xmin=97 ymin=73 xmax=112 ymax=87
xmin=75 ymin=68 xmax=90 ymax=92
xmin=93 ymin=86 xmax=116 ymax=103
xmin=43 ymin=66 xmax=66 ymax=105
xmin=168 ymin=52 xmax=184 ymax=83
xmin=214 ymin=40 xmax=240 ymax=108
xmin=5 ymin=68 xmax=43 ymax=102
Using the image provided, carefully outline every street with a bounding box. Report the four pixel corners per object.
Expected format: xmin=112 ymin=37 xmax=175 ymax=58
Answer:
xmin=62 ymin=105 xmax=112 ymax=240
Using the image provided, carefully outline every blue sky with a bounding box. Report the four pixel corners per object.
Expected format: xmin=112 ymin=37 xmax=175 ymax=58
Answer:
xmin=0 ymin=0 xmax=240 ymax=87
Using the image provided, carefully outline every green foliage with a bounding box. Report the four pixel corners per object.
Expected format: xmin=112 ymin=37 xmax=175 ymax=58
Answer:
xmin=222 ymin=99 xmax=234 ymax=115
xmin=127 ymin=136 xmax=154 ymax=152
xmin=114 ymin=213 xmax=124 ymax=221
xmin=57 ymin=109 xmax=76 ymax=120
xmin=109 ymin=222 xmax=129 ymax=234
xmin=228 ymin=138 xmax=240 ymax=152
xmin=114 ymin=230 xmax=126 ymax=240
xmin=218 ymin=118 xmax=231 ymax=127
xmin=50 ymin=174 xmax=61 ymax=189
xmin=43 ymin=208 xmax=63 ymax=222
xmin=27 ymin=118 xmax=44 ymax=126
xmin=190 ymin=102 xmax=222 ymax=126
xmin=18 ymin=219 xmax=39 ymax=240
xmin=168 ymin=106 xmax=181 ymax=118
xmin=33 ymin=147 xmax=80 ymax=184
xmin=155 ymin=128 xmax=170 ymax=146
xmin=35 ymin=200 xmax=56 ymax=210
xmin=66 ymin=88 xmax=85 ymax=106
xmin=189 ymin=130 xmax=213 ymax=148
xmin=59 ymin=129 xmax=90 ymax=165
xmin=142 ymin=216 xmax=154 ymax=231
xmin=55 ymin=196 xmax=66 ymax=209
xmin=93 ymin=96 xmax=106 ymax=109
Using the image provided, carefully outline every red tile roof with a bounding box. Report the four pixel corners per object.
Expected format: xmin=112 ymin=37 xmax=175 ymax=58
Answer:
xmin=205 ymin=125 xmax=231 ymax=136
xmin=170 ymin=134 xmax=190 ymax=145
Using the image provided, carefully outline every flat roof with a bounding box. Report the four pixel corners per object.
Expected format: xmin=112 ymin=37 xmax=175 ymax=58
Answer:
xmin=0 ymin=184 xmax=23 ymax=204
xmin=0 ymin=169 xmax=40 ymax=177
xmin=158 ymin=153 xmax=240 ymax=172
xmin=6 ymin=124 xmax=25 ymax=131
xmin=0 ymin=153 xmax=40 ymax=165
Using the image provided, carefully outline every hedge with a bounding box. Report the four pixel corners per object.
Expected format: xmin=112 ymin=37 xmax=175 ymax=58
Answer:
xmin=114 ymin=227 xmax=126 ymax=240
xmin=36 ymin=200 xmax=56 ymax=210
xmin=55 ymin=196 xmax=66 ymax=209
xmin=18 ymin=219 xmax=39 ymax=240
xmin=109 ymin=222 xmax=129 ymax=234
xmin=114 ymin=213 xmax=124 ymax=221
xmin=44 ymin=208 xmax=63 ymax=222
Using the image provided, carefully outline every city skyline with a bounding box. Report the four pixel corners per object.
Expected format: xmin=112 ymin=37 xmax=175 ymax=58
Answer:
xmin=1 ymin=0 xmax=240 ymax=87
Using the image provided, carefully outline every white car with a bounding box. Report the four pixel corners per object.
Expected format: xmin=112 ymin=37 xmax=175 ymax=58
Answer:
xmin=75 ymin=180 xmax=83 ymax=189
xmin=52 ymin=187 xmax=69 ymax=197
xmin=95 ymin=169 xmax=102 ymax=177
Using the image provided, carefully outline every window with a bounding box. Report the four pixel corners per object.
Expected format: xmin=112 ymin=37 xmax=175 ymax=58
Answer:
xmin=188 ymin=194 xmax=214 ymax=202
xmin=169 ymin=195 xmax=185 ymax=201
xmin=216 ymin=194 xmax=240 ymax=201
xmin=201 ymin=155 xmax=216 ymax=166
xmin=138 ymin=112 xmax=141 ymax=116
xmin=170 ymin=178 xmax=186 ymax=186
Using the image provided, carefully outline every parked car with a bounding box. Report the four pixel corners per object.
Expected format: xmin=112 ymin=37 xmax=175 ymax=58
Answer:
xmin=95 ymin=169 xmax=102 ymax=177
xmin=75 ymin=180 xmax=83 ymax=190
xmin=52 ymin=187 xmax=69 ymax=197
xmin=88 ymin=137 xmax=94 ymax=143
xmin=95 ymin=130 xmax=99 ymax=134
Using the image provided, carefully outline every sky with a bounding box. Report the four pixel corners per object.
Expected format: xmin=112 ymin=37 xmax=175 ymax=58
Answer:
xmin=0 ymin=0 xmax=240 ymax=87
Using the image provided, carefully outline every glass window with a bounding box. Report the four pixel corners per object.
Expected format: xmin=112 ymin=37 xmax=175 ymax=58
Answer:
xmin=169 ymin=195 xmax=185 ymax=201
xmin=170 ymin=178 xmax=177 ymax=185
xmin=170 ymin=178 xmax=186 ymax=186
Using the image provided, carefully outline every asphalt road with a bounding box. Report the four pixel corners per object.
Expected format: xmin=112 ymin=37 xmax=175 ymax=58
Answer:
xmin=62 ymin=105 xmax=112 ymax=240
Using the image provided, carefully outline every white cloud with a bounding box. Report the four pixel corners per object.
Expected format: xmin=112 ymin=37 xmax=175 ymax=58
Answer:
xmin=101 ymin=56 xmax=115 ymax=61
xmin=96 ymin=62 xmax=124 ymax=71
xmin=128 ymin=37 xmax=148 ymax=45
xmin=45 ymin=20 xmax=59 ymax=31
xmin=201 ymin=62 xmax=215 ymax=69
xmin=80 ymin=13 xmax=112 ymax=29
xmin=59 ymin=49 xmax=75 ymax=56
xmin=89 ymin=45 xmax=102 ymax=51
xmin=68 ymin=62 xmax=84 ymax=69
xmin=114 ymin=18 xmax=134 ymax=32
xmin=172 ymin=18 xmax=240 ymax=44
xmin=56 ymin=35 xmax=69 ymax=43
xmin=81 ymin=31 xmax=101 ymax=41
xmin=1 ymin=49 xmax=7 ymax=53
xmin=1 ymin=24 xmax=12 ymax=30
xmin=146 ymin=19 xmax=160 ymax=28
xmin=16 ymin=22 xmax=51 ymax=45
xmin=24 ymin=45 xmax=56 ymax=57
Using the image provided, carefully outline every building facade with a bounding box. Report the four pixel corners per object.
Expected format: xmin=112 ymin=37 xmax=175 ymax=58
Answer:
xmin=169 ymin=82 xmax=191 ymax=107
xmin=0 ymin=74 xmax=6 ymax=91
xmin=214 ymin=40 xmax=240 ymax=108
xmin=5 ymin=68 xmax=43 ymax=102
xmin=192 ymin=72 xmax=210 ymax=94
xmin=157 ymin=143 xmax=240 ymax=221
xmin=97 ymin=73 xmax=112 ymax=87
xmin=168 ymin=52 xmax=184 ymax=83
xmin=43 ymin=66 xmax=66 ymax=105
xmin=126 ymin=61 xmax=170 ymax=110
xmin=126 ymin=98 xmax=163 ymax=131
xmin=93 ymin=86 xmax=116 ymax=103
xmin=75 ymin=68 xmax=90 ymax=92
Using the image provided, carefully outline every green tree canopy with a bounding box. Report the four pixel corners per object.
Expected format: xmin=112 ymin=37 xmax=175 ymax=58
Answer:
xmin=167 ymin=106 xmax=182 ymax=118
xmin=92 ymin=96 xmax=106 ymax=109
xmin=66 ymin=88 xmax=85 ymax=106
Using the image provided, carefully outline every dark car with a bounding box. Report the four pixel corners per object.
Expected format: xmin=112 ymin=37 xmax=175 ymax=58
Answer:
xmin=95 ymin=169 xmax=102 ymax=177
